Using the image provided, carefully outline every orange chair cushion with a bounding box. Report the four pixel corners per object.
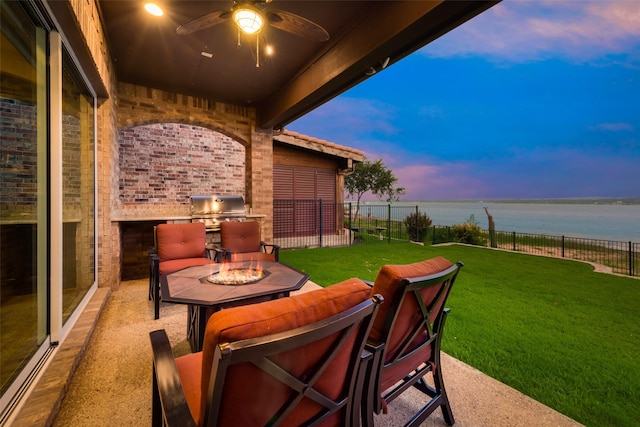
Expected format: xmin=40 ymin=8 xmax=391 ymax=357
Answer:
xmin=369 ymin=256 xmax=453 ymax=391
xmin=157 ymin=222 xmax=208 ymax=261
xmin=220 ymin=221 xmax=262 ymax=253
xmin=158 ymin=258 xmax=214 ymax=276
xmin=175 ymin=278 xmax=371 ymax=426
xmin=228 ymin=251 xmax=276 ymax=263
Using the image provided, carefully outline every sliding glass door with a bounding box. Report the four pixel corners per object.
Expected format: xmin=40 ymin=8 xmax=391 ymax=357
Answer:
xmin=0 ymin=0 xmax=49 ymax=400
xmin=0 ymin=0 xmax=97 ymax=416
xmin=60 ymin=49 xmax=96 ymax=325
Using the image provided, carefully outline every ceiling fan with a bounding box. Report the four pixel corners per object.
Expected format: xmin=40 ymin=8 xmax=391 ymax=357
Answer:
xmin=176 ymin=0 xmax=330 ymax=42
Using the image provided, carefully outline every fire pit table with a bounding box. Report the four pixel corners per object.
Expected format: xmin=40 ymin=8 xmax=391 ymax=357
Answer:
xmin=160 ymin=261 xmax=309 ymax=351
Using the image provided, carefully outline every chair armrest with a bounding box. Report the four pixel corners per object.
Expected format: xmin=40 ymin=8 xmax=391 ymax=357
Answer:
xmin=149 ymin=330 xmax=196 ymax=427
xmin=206 ymin=243 xmax=227 ymax=262
xmin=260 ymin=242 xmax=280 ymax=261
xmin=206 ymin=243 xmax=231 ymax=262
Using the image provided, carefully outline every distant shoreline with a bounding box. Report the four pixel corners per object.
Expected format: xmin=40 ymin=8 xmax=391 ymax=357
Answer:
xmin=398 ymin=197 xmax=640 ymax=205
xmin=347 ymin=198 xmax=640 ymax=242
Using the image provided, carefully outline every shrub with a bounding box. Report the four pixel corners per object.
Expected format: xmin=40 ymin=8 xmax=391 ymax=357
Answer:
xmin=403 ymin=212 xmax=432 ymax=242
xmin=452 ymin=215 xmax=487 ymax=246
xmin=433 ymin=226 xmax=452 ymax=244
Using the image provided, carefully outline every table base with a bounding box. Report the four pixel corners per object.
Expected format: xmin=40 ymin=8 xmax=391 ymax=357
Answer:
xmin=186 ymin=291 xmax=291 ymax=352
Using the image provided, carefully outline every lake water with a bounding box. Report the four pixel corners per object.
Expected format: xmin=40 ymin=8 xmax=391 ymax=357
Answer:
xmin=384 ymin=201 xmax=640 ymax=243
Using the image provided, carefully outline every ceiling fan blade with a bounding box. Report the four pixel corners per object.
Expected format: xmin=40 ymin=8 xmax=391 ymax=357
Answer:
xmin=176 ymin=11 xmax=230 ymax=35
xmin=266 ymin=10 xmax=329 ymax=42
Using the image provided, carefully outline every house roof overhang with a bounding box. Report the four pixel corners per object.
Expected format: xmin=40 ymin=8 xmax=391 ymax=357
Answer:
xmin=96 ymin=1 xmax=499 ymax=130
xmin=275 ymin=130 xmax=365 ymax=170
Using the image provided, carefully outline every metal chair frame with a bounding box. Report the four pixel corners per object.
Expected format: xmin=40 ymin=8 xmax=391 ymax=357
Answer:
xmin=148 ymin=224 xmax=214 ymax=319
xmin=362 ymin=262 xmax=463 ymax=427
xmin=150 ymin=295 xmax=382 ymax=427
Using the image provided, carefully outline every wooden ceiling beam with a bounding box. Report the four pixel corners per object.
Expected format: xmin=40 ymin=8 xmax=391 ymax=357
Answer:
xmin=257 ymin=0 xmax=498 ymax=130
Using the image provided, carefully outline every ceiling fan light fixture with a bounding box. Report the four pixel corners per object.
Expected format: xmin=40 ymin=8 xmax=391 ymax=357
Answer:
xmin=144 ymin=3 xmax=163 ymax=16
xmin=233 ymin=6 xmax=264 ymax=34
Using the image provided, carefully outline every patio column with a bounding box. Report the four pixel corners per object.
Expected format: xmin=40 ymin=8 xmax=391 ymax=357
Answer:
xmin=246 ymin=126 xmax=274 ymax=242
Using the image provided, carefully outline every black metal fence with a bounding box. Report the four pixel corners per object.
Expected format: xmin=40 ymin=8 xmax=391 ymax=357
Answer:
xmin=272 ymin=200 xmax=639 ymax=277
xmin=272 ymin=200 xmax=418 ymax=247
xmin=431 ymin=226 xmax=638 ymax=277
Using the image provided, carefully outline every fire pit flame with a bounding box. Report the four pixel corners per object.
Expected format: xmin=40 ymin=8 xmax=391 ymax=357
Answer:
xmin=207 ymin=260 xmax=265 ymax=285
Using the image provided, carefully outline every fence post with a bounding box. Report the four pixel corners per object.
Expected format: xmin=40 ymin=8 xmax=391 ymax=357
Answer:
xmin=630 ymin=241 xmax=633 ymax=276
xmin=512 ymin=231 xmax=516 ymax=251
xmin=415 ymin=206 xmax=419 ymax=243
xmin=348 ymin=203 xmax=353 ymax=246
xmin=319 ymin=199 xmax=323 ymax=248
xmin=387 ymin=204 xmax=391 ymax=242
xmin=562 ymin=236 xmax=565 ymax=258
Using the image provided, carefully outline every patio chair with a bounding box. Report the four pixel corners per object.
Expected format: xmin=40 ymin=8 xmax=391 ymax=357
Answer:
xmin=361 ymin=256 xmax=463 ymax=427
xmin=216 ymin=220 xmax=280 ymax=262
xmin=149 ymin=278 xmax=383 ymax=427
xmin=149 ymin=222 xmax=215 ymax=319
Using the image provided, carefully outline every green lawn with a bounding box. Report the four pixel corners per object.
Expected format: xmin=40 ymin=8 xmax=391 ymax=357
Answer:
xmin=279 ymin=242 xmax=640 ymax=427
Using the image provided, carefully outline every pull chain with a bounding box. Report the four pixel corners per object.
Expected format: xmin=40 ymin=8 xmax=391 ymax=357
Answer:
xmin=236 ymin=28 xmax=260 ymax=68
xmin=256 ymin=35 xmax=260 ymax=67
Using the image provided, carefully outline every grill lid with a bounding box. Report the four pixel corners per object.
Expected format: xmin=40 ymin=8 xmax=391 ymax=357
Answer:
xmin=191 ymin=195 xmax=245 ymax=215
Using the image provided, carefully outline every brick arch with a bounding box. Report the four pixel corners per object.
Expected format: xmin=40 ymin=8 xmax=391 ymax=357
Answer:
xmin=119 ymin=118 xmax=249 ymax=148
xmin=114 ymin=83 xmax=274 ymax=242
xmin=116 ymin=82 xmax=256 ymax=147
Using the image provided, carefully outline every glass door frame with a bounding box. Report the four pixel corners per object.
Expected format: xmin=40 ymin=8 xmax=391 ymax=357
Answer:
xmin=0 ymin=0 xmax=99 ymax=417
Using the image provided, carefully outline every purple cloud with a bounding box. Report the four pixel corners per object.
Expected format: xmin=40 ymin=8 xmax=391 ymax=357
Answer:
xmin=422 ymin=1 xmax=640 ymax=65
xmin=382 ymin=162 xmax=487 ymax=200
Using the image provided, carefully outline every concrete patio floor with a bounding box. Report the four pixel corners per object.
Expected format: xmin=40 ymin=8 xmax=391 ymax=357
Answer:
xmin=13 ymin=278 xmax=583 ymax=426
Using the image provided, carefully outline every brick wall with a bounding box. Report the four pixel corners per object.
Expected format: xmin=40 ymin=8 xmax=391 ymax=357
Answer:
xmin=118 ymin=123 xmax=245 ymax=207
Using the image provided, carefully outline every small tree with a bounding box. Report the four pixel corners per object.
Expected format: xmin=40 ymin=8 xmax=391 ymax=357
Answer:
xmin=345 ymin=158 xmax=405 ymax=218
xmin=452 ymin=214 xmax=487 ymax=246
xmin=403 ymin=212 xmax=432 ymax=242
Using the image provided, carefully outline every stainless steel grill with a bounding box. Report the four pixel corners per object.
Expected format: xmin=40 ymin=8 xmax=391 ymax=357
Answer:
xmin=190 ymin=195 xmax=246 ymax=231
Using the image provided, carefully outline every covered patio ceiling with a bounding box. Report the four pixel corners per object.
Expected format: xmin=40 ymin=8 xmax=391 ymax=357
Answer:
xmin=97 ymin=0 xmax=498 ymax=130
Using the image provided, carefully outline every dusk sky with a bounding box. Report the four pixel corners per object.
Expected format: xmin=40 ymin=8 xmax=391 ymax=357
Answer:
xmin=288 ymin=1 xmax=640 ymax=201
